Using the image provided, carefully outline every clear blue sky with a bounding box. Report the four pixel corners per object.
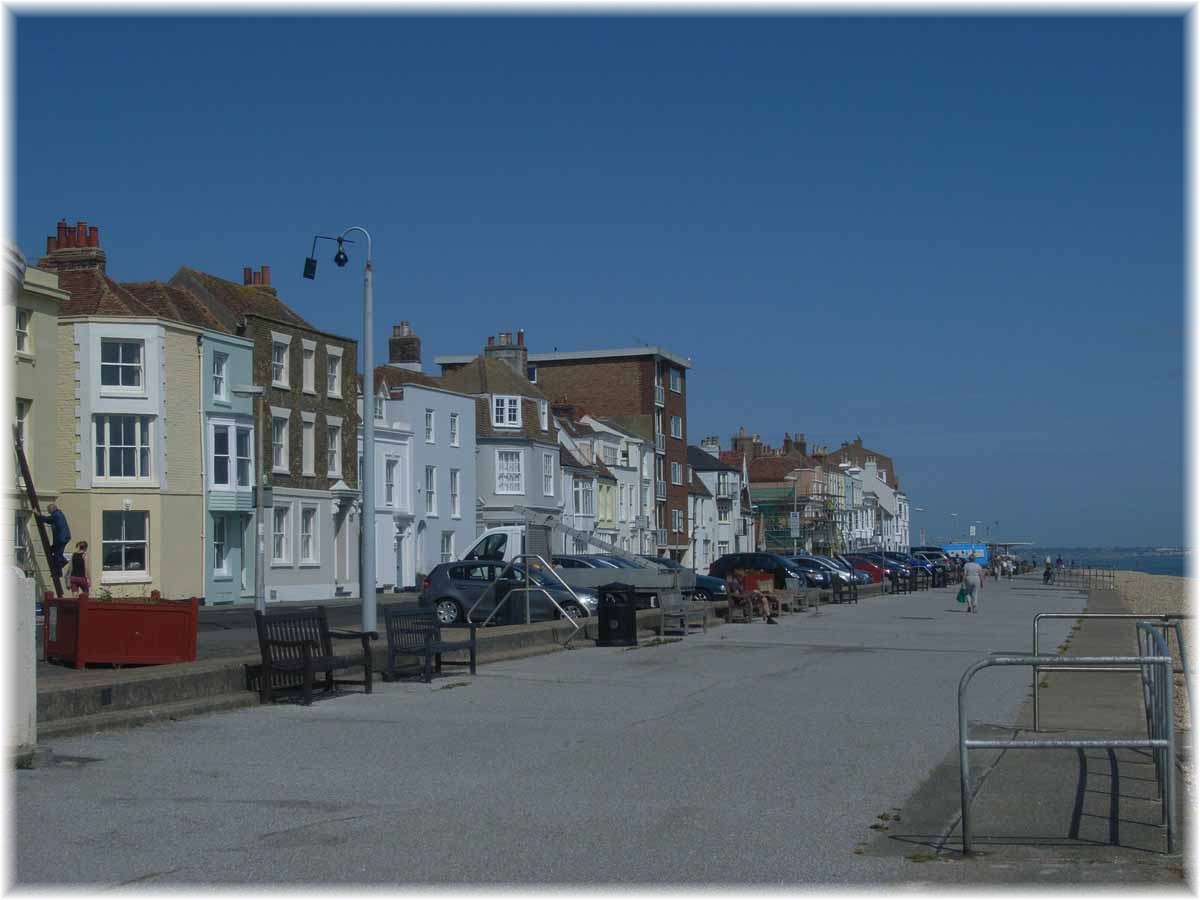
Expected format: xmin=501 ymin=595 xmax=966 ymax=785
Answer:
xmin=15 ymin=15 xmax=1185 ymax=547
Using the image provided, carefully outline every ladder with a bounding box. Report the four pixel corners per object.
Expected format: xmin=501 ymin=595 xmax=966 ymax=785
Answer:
xmin=14 ymin=426 xmax=64 ymax=598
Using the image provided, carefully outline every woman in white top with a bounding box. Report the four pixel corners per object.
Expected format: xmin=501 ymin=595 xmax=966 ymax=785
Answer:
xmin=963 ymin=556 xmax=984 ymax=613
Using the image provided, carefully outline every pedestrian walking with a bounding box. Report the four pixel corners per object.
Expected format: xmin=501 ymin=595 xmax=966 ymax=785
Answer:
xmin=35 ymin=503 xmax=71 ymax=577
xmin=963 ymin=554 xmax=984 ymax=613
xmin=68 ymin=541 xmax=90 ymax=595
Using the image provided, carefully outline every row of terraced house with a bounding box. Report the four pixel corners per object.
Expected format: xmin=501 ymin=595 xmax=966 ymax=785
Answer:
xmin=9 ymin=220 xmax=766 ymax=604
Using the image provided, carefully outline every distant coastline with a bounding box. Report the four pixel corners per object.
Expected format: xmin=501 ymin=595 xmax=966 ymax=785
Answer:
xmin=1026 ymin=547 xmax=1189 ymax=579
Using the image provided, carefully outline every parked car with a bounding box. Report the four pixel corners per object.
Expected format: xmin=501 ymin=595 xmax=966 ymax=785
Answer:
xmin=419 ymin=560 xmax=598 ymax=626
xmin=811 ymin=554 xmax=869 ymax=586
xmin=640 ymin=555 xmax=729 ymax=603
xmin=850 ymin=552 xmax=911 ymax=580
xmin=785 ymin=556 xmax=834 ymax=588
xmin=824 ymin=555 xmax=872 ymax=585
xmin=885 ymin=551 xmax=935 ymax=575
xmin=551 ymin=554 xmax=623 ymax=569
xmin=708 ymin=552 xmax=809 ymax=589
xmin=842 ymin=554 xmax=885 ymax=583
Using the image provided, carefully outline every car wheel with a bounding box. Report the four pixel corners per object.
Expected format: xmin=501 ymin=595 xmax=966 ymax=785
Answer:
xmin=561 ymin=601 xmax=586 ymax=619
xmin=693 ymin=589 xmax=711 ymax=603
xmin=435 ymin=598 xmax=462 ymax=625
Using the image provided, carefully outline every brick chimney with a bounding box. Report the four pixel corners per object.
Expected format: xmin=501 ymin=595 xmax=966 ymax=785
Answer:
xmin=387 ymin=320 xmax=422 ymax=372
xmin=38 ymin=219 xmax=106 ymax=274
xmin=241 ymin=265 xmax=275 ymax=293
xmin=483 ymin=328 xmax=529 ymax=378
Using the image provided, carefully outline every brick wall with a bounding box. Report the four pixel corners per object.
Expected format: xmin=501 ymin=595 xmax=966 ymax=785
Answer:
xmin=163 ymin=328 xmax=202 ymax=492
xmin=245 ymin=315 xmax=360 ymax=490
xmin=55 ymin=323 xmax=79 ymax=492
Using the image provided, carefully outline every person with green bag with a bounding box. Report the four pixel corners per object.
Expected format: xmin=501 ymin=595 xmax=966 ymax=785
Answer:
xmin=962 ymin=554 xmax=984 ymax=613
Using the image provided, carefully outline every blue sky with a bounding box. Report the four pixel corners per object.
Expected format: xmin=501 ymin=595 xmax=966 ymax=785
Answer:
xmin=14 ymin=15 xmax=1185 ymax=546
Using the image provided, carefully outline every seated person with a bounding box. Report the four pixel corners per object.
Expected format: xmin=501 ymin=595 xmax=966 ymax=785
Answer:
xmin=726 ymin=569 xmax=777 ymax=624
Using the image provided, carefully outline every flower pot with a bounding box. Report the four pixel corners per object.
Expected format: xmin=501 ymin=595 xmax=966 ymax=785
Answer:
xmin=42 ymin=592 xmax=199 ymax=669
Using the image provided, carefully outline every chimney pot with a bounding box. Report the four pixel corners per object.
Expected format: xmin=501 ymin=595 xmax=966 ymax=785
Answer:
xmin=487 ymin=336 xmax=495 ymax=347
xmin=87 ymin=226 xmax=99 ymax=247
xmin=499 ymin=332 xmax=511 ymax=346
xmin=517 ymin=329 xmax=525 ymax=346
xmin=252 ymin=271 xmax=261 ymax=285
xmin=393 ymin=325 xmax=402 ymax=337
xmin=243 ymin=267 xmax=253 ymax=285
xmin=261 ymin=265 xmax=271 ymax=286
xmin=46 ymin=237 xmax=57 ymax=254
xmin=75 ymin=221 xmax=87 ymax=245
xmin=56 ymin=220 xmax=69 ymax=245
xmin=401 ymin=320 xmax=410 ymax=335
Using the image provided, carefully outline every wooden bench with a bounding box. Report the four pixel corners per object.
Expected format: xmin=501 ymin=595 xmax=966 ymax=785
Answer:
xmin=382 ymin=606 xmax=477 ymax=684
xmin=831 ymin=580 xmax=859 ymax=604
xmin=253 ymin=606 xmax=375 ymax=705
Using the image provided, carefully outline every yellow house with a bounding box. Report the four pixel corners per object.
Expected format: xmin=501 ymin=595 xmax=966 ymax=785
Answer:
xmin=38 ymin=220 xmax=229 ymax=600
xmin=11 ymin=252 xmax=66 ymax=594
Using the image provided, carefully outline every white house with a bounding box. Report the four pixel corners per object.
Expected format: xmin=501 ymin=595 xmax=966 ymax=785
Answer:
xmin=582 ymin=416 xmax=653 ymax=555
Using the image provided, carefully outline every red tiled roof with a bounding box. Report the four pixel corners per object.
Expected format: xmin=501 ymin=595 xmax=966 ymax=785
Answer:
xmin=123 ymin=281 xmax=231 ymax=334
xmin=747 ymin=454 xmax=813 ymax=483
xmin=168 ymin=267 xmax=313 ymax=330
xmin=51 ymin=266 xmax=159 ymax=319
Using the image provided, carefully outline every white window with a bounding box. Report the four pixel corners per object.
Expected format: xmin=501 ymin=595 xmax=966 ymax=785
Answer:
xmin=672 ymin=509 xmax=684 ymax=533
xmin=425 ymin=409 xmax=435 ymax=443
xmin=670 ymin=368 xmax=682 ymax=393
xmin=14 ymin=511 xmax=28 ymax=566
xmin=102 ymin=511 xmax=148 ymax=575
xmin=212 ymin=426 xmax=231 ymax=486
xmin=302 ymin=342 xmax=316 ymax=393
xmin=271 ymin=339 xmax=289 ymax=388
xmin=492 ymin=395 xmax=521 ymax=428
xmin=671 ymin=461 xmax=683 ymax=485
xmin=271 ymin=413 xmax=289 ymax=472
xmin=450 ymin=413 xmax=460 ymax=446
xmin=385 ymin=459 xmax=397 ymax=506
xmin=326 ymin=346 xmax=342 ymax=397
xmin=574 ymin=479 xmax=594 ymax=516
xmin=718 ymin=540 xmax=730 ymax=556
xmin=539 ymin=401 xmax=549 ymax=431
xmin=212 ymin=352 xmax=227 ymax=400
xmin=450 ymin=468 xmax=461 ymax=518
xmin=15 ymin=398 xmax=29 ymax=451
xmin=425 ymin=465 xmax=437 ymax=515
xmin=15 ymin=308 xmax=29 ymax=353
xmin=327 ymin=421 xmax=342 ymax=477
xmin=527 ymin=364 xmax=537 ymax=383
xmin=440 ymin=531 xmax=454 ymax=563
xmin=235 ymin=427 xmax=252 ymax=487
xmin=619 ymin=484 xmax=626 ymax=521
xmin=671 ymin=415 xmax=682 ymax=439
xmin=719 ymin=502 xmax=731 ymax=524
xmin=94 ymin=415 xmax=153 ymax=481
xmin=272 ymin=505 xmax=290 ymax=563
xmin=542 ymin=452 xmax=555 ymax=497
xmin=301 ymin=418 xmax=315 ymax=476
xmin=495 ymin=450 xmax=523 ymax=495
xmin=100 ymin=339 xmax=144 ymax=392
xmin=602 ymin=444 xmax=617 ymax=466
xmin=300 ymin=506 xmax=317 ymax=563
xmin=374 ymin=395 xmax=384 ymax=420
xmin=213 ymin=516 xmax=227 ymax=574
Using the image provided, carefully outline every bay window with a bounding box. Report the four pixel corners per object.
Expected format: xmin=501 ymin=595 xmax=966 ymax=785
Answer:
xmin=100 ymin=339 xmax=144 ymax=392
xmin=94 ymin=415 xmax=153 ymax=481
xmin=495 ymin=450 xmax=523 ymax=494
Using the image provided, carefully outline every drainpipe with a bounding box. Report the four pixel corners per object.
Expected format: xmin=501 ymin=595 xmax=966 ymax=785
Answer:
xmin=197 ymin=335 xmax=206 ymax=602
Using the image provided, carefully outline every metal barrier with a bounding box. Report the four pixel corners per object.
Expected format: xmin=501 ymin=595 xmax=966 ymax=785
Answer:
xmin=1047 ymin=566 xmax=1117 ymax=590
xmin=958 ymin=647 xmax=1176 ymax=854
xmin=467 ymin=554 xmax=583 ymax=646
xmin=1032 ymin=613 xmax=1189 ymax=731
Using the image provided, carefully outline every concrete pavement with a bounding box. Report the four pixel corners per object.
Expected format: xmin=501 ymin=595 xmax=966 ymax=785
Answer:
xmin=17 ymin=575 xmax=1188 ymax=885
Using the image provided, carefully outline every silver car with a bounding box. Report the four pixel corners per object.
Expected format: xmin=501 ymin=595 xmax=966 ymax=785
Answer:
xmin=419 ymin=561 xmax=598 ymax=625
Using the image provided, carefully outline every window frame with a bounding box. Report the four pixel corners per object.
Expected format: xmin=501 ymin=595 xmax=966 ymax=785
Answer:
xmin=94 ymin=414 xmax=154 ymax=483
xmin=539 ymin=401 xmax=549 ymax=431
xmin=542 ymin=452 xmax=555 ymax=497
xmin=670 ymin=368 xmax=682 ymax=393
xmin=670 ymin=461 xmax=683 ymax=485
xmin=15 ymin=308 xmax=30 ymax=355
xmin=449 ymin=413 xmax=460 ymax=447
xmin=325 ymin=345 xmax=343 ymax=398
xmin=100 ymin=510 xmax=150 ymax=582
xmin=270 ymin=409 xmax=290 ymax=474
xmin=670 ymin=415 xmax=682 ymax=439
xmin=425 ymin=409 xmax=435 ymax=443
xmin=299 ymin=504 xmax=319 ymax=565
xmin=212 ymin=351 xmax=228 ymax=401
xmin=326 ymin=416 xmax=343 ymax=478
xmin=270 ymin=333 xmax=291 ymax=389
xmin=300 ymin=413 xmax=316 ymax=477
xmin=301 ymin=339 xmax=316 ymax=394
xmin=272 ymin=503 xmax=291 ymax=565
xmin=450 ymin=468 xmax=461 ymax=518
xmin=99 ymin=338 xmax=146 ymax=396
xmin=212 ymin=515 xmax=228 ymax=575
xmin=495 ymin=449 xmax=524 ymax=495
xmin=492 ymin=395 xmax=521 ymax=429
xmin=425 ymin=465 xmax=438 ymax=515
xmin=440 ymin=531 xmax=454 ymax=564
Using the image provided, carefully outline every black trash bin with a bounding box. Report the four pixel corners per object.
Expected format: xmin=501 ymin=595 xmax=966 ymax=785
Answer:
xmin=597 ymin=582 xmax=638 ymax=647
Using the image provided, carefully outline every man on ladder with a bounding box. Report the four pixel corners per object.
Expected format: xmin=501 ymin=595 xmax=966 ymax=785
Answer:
xmin=35 ymin=503 xmax=71 ymax=578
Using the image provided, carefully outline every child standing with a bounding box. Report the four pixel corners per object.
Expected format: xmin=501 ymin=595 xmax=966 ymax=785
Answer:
xmin=68 ymin=541 xmax=90 ymax=595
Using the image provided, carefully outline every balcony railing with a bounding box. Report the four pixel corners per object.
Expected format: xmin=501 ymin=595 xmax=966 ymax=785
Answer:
xmin=655 ymin=479 xmax=667 ymax=500
xmin=655 ymin=433 xmax=666 ymax=453
xmin=654 ymin=384 xmax=665 ymax=406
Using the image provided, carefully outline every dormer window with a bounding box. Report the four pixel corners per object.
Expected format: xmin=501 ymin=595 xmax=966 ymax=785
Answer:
xmin=492 ymin=395 xmax=521 ymax=428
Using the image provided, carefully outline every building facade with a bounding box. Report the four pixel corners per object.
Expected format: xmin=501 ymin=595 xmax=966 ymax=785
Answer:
xmin=582 ymin=416 xmax=653 ymax=555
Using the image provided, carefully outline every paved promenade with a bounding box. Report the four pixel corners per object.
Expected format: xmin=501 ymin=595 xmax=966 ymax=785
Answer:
xmin=17 ymin=576 xmax=1187 ymax=886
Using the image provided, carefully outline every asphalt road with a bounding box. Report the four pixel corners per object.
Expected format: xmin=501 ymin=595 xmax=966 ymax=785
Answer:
xmin=18 ymin=576 xmax=1088 ymax=886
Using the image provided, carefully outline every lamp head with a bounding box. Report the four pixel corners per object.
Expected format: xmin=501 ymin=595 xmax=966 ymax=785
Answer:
xmin=334 ymin=238 xmax=349 ymax=268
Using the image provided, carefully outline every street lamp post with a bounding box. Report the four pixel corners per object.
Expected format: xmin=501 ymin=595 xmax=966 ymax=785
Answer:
xmin=304 ymin=227 xmax=377 ymax=633
xmin=232 ymin=385 xmax=266 ymax=613
xmin=784 ymin=472 xmax=799 ymax=556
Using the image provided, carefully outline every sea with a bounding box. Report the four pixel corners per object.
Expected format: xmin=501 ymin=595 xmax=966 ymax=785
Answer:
xmin=1026 ymin=548 xmax=1188 ymax=579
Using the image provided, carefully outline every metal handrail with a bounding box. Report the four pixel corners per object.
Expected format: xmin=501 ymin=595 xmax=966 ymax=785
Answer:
xmin=467 ymin=554 xmax=583 ymax=646
xmin=1032 ymin=613 xmax=1189 ymax=731
xmin=958 ymin=651 xmax=1176 ymax=855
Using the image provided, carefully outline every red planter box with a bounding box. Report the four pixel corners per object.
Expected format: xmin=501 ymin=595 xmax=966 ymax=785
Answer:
xmin=43 ymin=592 xmax=199 ymax=669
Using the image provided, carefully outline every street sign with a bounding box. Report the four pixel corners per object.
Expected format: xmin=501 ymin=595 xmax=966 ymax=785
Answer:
xmin=789 ymin=511 xmax=800 ymax=537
